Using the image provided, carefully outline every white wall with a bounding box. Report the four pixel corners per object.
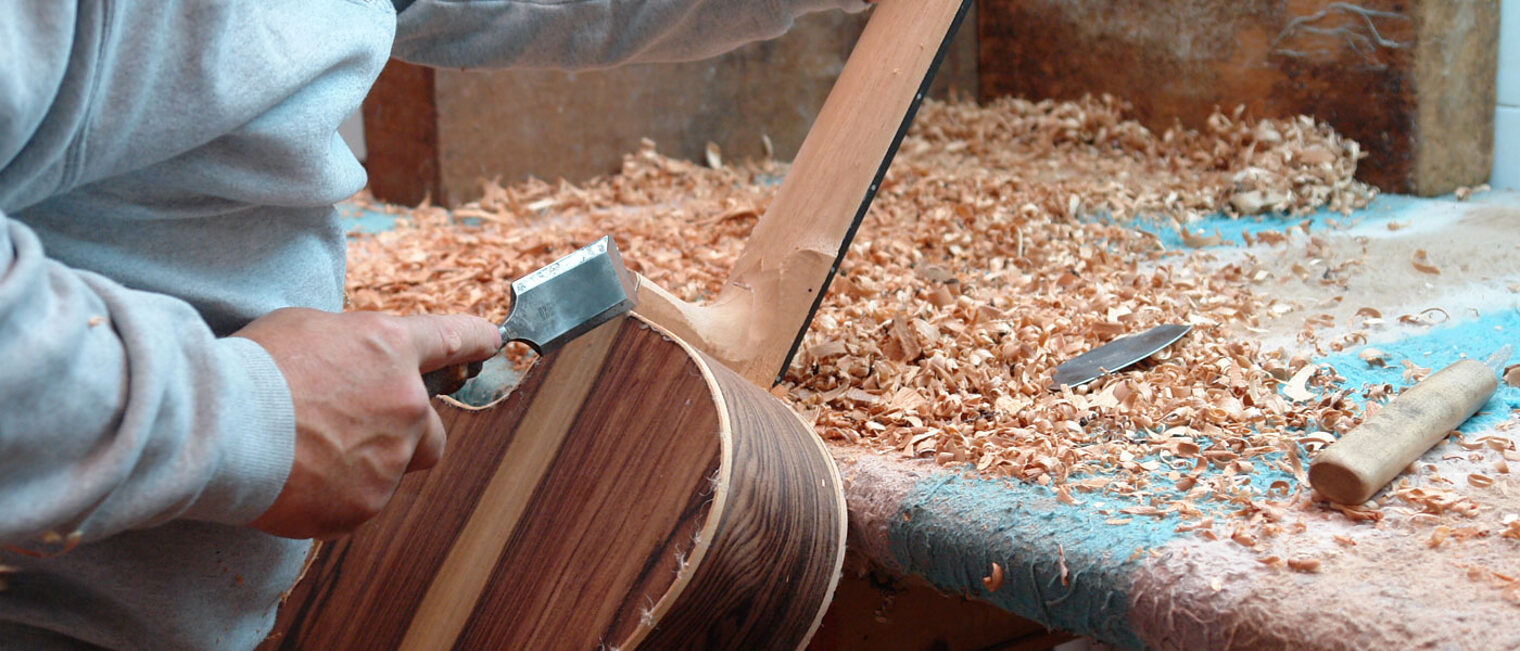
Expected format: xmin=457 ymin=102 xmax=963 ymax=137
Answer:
xmin=1492 ymin=0 xmax=1519 ymax=188
xmin=339 ymin=110 xmax=366 ymax=162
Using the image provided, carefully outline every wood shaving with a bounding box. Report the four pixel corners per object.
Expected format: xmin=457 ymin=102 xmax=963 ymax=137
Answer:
xmin=704 ymin=142 xmax=722 ymax=170
xmin=1429 ymin=525 xmax=1451 ymax=548
xmin=1410 ymin=249 xmax=1440 ymax=275
xmin=1398 ymin=307 xmax=1450 ymax=327
xmin=1453 ymin=184 xmax=1490 ymax=201
xmin=1401 ymin=360 xmax=1432 ymax=384
xmin=1287 ymin=557 xmax=1322 ymax=573
xmin=1283 ymin=364 xmax=1319 ymax=401
xmin=982 ymin=562 xmax=1003 ymax=593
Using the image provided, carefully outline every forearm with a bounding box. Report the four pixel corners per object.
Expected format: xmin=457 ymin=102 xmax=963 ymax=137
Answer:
xmin=393 ymin=0 xmax=868 ymax=70
xmin=0 ymin=216 xmax=295 ymax=549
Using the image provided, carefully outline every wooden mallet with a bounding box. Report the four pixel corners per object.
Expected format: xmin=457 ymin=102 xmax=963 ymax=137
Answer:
xmin=1309 ymin=350 xmax=1506 ymax=505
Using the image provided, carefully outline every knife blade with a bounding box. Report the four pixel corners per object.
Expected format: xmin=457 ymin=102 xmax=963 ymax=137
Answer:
xmin=1049 ymin=324 xmax=1192 ymax=390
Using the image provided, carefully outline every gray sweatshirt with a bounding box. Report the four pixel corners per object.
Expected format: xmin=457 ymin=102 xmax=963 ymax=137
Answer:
xmin=0 ymin=1 xmax=860 ymax=648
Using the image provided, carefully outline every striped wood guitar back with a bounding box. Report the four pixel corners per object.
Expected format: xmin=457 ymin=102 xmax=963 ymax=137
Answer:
xmin=265 ymin=316 xmax=847 ymax=649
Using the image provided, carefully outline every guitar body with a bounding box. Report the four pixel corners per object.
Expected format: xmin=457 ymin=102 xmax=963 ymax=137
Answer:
xmin=268 ymin=0 xmax=971 ymax=645
xmin=267 ymin=316 xmax=846 ymax=649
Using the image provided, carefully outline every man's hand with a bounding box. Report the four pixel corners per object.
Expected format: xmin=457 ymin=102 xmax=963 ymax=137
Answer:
xmin=234 ymin=308 xmax=500 ymax=539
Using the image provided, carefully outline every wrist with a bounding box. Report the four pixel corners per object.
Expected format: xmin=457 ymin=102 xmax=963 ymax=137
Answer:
xmin=180 ymin=337 xmax=297 ymax=526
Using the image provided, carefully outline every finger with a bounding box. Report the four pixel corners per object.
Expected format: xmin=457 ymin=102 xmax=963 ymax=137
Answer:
xmin=407 ymin=407 xmax=447 ymax=473
xmin=404 ymin=314 xmax=502 ymax=372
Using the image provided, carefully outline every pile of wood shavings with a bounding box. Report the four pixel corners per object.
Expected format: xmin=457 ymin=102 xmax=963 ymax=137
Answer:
xmin=785 ymin=97 xmax=1377 ymax=522
xmin=899 ymin=96 xmax=1375 ymax=221
xmin=347 ymin=96 xmax=1401 ymax=534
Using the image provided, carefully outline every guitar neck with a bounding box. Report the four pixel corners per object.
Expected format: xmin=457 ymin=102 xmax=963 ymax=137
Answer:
xmin=722 ymin=0 xmax=973 ymax=385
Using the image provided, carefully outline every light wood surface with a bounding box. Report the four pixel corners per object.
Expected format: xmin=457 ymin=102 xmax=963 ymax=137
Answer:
xmin=399 ymin=318 xmax=623 ymax=650
xmin=637 ymin=0 xmax=973 ymax=386
xmin=1309 ymin=359 xmax=1498 ymax=504
xmin=264 ymin=316 xmax=846 ymax=649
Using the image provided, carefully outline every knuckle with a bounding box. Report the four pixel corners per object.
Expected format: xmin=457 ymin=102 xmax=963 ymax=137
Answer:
xmin=438 ymin=324 xmax=465 ymax=359
xmin=376 ymin=318 xmax=413 ymax=350
xmin=371 ymin=375 xmax=428 ymax=412
xmin=354 ymin=313 xmax=408 ymax=351
xmin=387 ymin=385 xmax=434 ymax=422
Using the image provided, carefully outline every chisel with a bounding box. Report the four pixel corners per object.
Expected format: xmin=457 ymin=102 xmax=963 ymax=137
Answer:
xmin=421 ymin=236 xmax=637 ymax=396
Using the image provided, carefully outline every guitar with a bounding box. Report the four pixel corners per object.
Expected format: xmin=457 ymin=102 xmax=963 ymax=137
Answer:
xmin=264 ymin=0 xmax=970 ymax=647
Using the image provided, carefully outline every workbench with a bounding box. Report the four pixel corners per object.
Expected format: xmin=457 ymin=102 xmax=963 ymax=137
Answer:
xmin=827 ymin=192 xmax=1520 ymax=649
xmin=340 ymin=183 xmax=1520 ymax=651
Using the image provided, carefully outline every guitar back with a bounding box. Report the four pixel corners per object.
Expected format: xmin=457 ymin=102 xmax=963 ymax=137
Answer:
xmin=267 ymin=316 xmax=846 ymax=649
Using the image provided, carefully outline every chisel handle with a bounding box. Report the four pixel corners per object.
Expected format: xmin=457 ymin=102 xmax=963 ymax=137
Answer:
xmin=1309 ymin=359 xmax=1498 ymax=504
xmin=422 ymin=360 xmax=484 ymax=397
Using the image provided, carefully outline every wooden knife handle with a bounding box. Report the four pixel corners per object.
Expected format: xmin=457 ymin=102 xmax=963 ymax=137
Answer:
xmin=1309 ymin=359 xmax=1498 ymax=504
xmin=422 ymin=360 xmax=484 ymax=397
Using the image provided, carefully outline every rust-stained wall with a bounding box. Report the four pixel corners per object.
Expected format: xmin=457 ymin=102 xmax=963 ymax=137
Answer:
xmin=978 ymin=0 xmax=1498 ymax=195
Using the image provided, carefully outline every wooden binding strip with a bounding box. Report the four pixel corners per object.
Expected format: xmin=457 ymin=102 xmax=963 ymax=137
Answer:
xmin=398 ymin=318 xmax=625 ymax=649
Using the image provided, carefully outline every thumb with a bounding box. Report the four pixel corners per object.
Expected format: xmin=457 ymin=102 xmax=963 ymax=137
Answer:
xmin=403 ymin=314 xmax=502 ymax=372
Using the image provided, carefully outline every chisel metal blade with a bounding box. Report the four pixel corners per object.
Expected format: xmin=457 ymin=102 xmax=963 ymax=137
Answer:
xmin=421 ymin=236 xmax=636 ymax=397
xmin=499 ymin=235 xmax=637 ymax=354
xmin=1050 ymin=324 xmax=1192 ymax=390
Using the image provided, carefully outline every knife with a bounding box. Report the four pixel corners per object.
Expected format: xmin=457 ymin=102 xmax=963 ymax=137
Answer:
xmin=1049 ymin=324 xmax=1192 ymax=390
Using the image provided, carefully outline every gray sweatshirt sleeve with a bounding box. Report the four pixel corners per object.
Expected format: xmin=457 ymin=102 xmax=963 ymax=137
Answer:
xmin=393 ymin=0 xmax=869 ymax=69
xmin=0 ymin=213 xmax=296 ymax=548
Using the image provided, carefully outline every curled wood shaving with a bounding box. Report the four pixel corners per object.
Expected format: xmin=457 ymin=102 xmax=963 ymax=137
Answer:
xmin=1401 ymin=360 xmax=1432 ymax=384
xmin=1286 ymin=557 xmax=1322 ymax=573
xmin=1429 ymin=525 xmax=1451 ymax=548
xmin=1180 ymin=228 xmax=1225 ymax=248
xmin=1283 ymin=364 xmax=1319 ymax=402
xmin=1453 ymin=184 xmax=1490 ymax=201
xmin=704 ymin=142 xmax=722 ymax=170
xmin=982 ymin=562 xmax=1004 ymax=593
xmin=1410 ymin=249 xmax=1440 ymax=275
xmin=1398 ymin=307 xmax=1450 ymax=327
